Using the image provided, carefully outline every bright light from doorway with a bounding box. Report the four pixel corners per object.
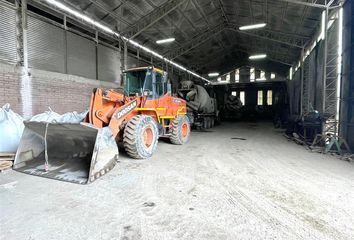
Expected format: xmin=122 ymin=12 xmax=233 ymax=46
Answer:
xmin=240 ymin=91 xmax=245 ymax=106
xmin=156 ymin=38 xmax=175 ymax=44
xmin=267 ymin=90 xmax=273 ymax=105
xmin=257 ymin=71 xmax=266 ymax=81
xmin=257 ymin=91 xmax=263 ymax=105
xmin=239 ymin=23 xmax=266 ymax=31
xmin=249 ymin=54 xmax=267 ymax=60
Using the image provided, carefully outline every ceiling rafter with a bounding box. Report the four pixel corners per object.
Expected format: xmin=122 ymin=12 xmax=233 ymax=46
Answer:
xmin=167 ymin=23 xmax=224 ymax=60
xmin=197 ymin=53 xmax=290 ymax=77
xmin=123 ymin=0 xmax=188 ymax=39
xmin=196 ymin=52 xmax=289 ymax=76
xmin=166 ymin=21 xmax=309 ymax=60
xmin=225 ymin=23 xmax=307 ymax=49
xmin=100 ymin=0 xmax=128 ymax=22
xmin=279 ymin=0 xmax=331 ymax=8
xmin=121 ymin=0 xmax=180 ymax=42
xmin=144 ymin=0 xmax=190 ymax=41
xmin=82 ymin=0 xmax=183 ymax=46
xmin=40 ymin=0 xmax=328 ymax=75
xmin=212 ymin=0 xmax=229 ymax=23
xmin=83 ymin=0 xmax=131 ymax=26
xmin=193 ymin=43 xmax=294 ymax=72
xmin=190 ymin=0 xmax=226 ymax=50
xmin=191 ymin=48 xmax=245 ymax=70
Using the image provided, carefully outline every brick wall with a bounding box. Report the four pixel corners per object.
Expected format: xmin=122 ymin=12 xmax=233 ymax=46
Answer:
xmin=0 ymin=63 xmax=22 ymax=114
xmin=0 ymin=62 xmax=118 ymax=117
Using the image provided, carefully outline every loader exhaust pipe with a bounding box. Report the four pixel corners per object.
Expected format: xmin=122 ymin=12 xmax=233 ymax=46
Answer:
xmin=13 ymin=122 xmax=118 ymax=184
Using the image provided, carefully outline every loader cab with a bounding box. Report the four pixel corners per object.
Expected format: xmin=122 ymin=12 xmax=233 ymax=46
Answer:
xmin=124 ymin=67 xmax=170 ymax=99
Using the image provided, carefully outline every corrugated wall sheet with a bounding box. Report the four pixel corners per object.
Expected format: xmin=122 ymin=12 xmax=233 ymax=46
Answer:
xmin=340 ymin=0 xmax=354 ymax=151
xmin=0 ymin=5 xmax=17 ymax=64
xmin=97 ymin=44 xmax=120 ymax=84
xmin=66 ymin=32 xmax=96 ymax=79
xmin=28 ymin=16 xmax=66 ymax=73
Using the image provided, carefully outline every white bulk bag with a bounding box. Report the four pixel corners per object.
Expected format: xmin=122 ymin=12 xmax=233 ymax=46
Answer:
xmin=0 ymin=104 xmax=25 ymax=152
xmin=58 ymin=110 xmax=88 ymax=123
xmin=30 ymin=107 xmax=61 ymax=123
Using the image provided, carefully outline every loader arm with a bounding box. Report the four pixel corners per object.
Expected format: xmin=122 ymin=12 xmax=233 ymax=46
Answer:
xmin=87 ymin=88 xmax=142 ymax=138
xmin=88 ymin=88 xmax=116 ymax=127
xmin=87 ymin=89 xmax=125 ymax=127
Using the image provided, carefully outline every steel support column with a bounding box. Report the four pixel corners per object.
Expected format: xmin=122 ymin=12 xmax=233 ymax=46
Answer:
xmin=16 ymin=0 xmax=28 ymax=68
xmin=120 ymin=40 xmax=128 ymax=85
xmin=124 ymin=41 xmax=127 ymax=70
xmin=322 ymin=7 xmax=329 ymax=132
xmin=16 ymin=0 xmax=32 ymax=118
xmin=94 ymin=30 xmax=98 ymax=80
xmin=300 ymin=47 xmax=305 ymax=115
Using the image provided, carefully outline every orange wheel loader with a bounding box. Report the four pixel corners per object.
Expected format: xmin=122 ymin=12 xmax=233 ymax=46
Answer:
xmin=13 ymin=67 xmax=191 ymax=184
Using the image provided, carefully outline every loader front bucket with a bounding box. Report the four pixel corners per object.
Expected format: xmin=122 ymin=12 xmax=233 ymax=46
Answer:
xmin=13 ymin=122 xmax=118 ymax=184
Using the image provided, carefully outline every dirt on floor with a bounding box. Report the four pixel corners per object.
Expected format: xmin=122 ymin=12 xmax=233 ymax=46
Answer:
xmin=1 ymin=122 xmax=354 ymax=240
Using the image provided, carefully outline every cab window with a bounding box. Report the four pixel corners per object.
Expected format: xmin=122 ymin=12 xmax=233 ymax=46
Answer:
xmin=144 ymin=70 xmax=153 ymax=96
xmin=155 ymin=72 xmax=164 ymax=97
xmin=125 ymin=70 xmax=153 ymax=97
xmin=125 ymin=70 xmax=145 ymax=96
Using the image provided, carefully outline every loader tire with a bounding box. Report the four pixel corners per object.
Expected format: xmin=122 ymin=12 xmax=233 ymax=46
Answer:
xmin=170 ymin=115 xmax=190 ymax=145
xmin=123 ymin=115 xmax=159 ymax=159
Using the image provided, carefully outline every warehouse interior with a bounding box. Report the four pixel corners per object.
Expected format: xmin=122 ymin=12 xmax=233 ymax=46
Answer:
xmin=1 ymin=0 xmax=354 ymax=239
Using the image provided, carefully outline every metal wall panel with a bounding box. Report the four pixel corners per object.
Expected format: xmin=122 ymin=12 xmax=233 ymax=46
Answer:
xmin=0 ymin=5 xmax=17 ymax=64
xmin=340 ymin=0 xmax=354 ymax=151
xmin=302 ymin=57 xmax=310 ymax=113
xmin=308 ymin=49 xmax=317 ymax=110
xmin=27 ymin=16 xmax=65 ymax=73
xmin=288 ymin=70 xmax=301 ymax=116
xmin=126 ymin=55 xmax=138 ymax=69
xmin=127 ymin=54 xmax=151 ymax=69
xmin=66 ymin=32 xmax=96 ymax=79
xmin=97 ymin=44 xmax=120 ymax=84
xmin=315 ymin=41 xmax=324 ymax=112
xmin=293 ymin=70 xmax=301 ymax=115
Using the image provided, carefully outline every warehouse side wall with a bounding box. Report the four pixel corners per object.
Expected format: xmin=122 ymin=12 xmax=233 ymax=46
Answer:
xmin=0 ymin=1 xmax=183 ymax=118
xmin=341 ymin=0 xmax=354 ymax=151
xmin=0 ymin=62 xmax=117 ymax=117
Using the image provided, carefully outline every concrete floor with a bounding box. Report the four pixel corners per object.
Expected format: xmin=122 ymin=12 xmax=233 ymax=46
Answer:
xmin=1 ymin=122 xmax=354 ymax=240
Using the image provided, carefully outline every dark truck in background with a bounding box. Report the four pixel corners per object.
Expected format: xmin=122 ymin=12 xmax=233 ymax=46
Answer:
xmin=178 ymin=81 xmax=219 ymax=129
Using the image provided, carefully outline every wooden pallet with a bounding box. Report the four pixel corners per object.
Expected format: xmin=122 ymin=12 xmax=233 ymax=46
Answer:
xmin=0 ymin=160 xmax=13 ymax=171
xmin=0 ymin=153 xmax=15 ymax=171
xmin=0 ymin=153 xmax=15 ymax=161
